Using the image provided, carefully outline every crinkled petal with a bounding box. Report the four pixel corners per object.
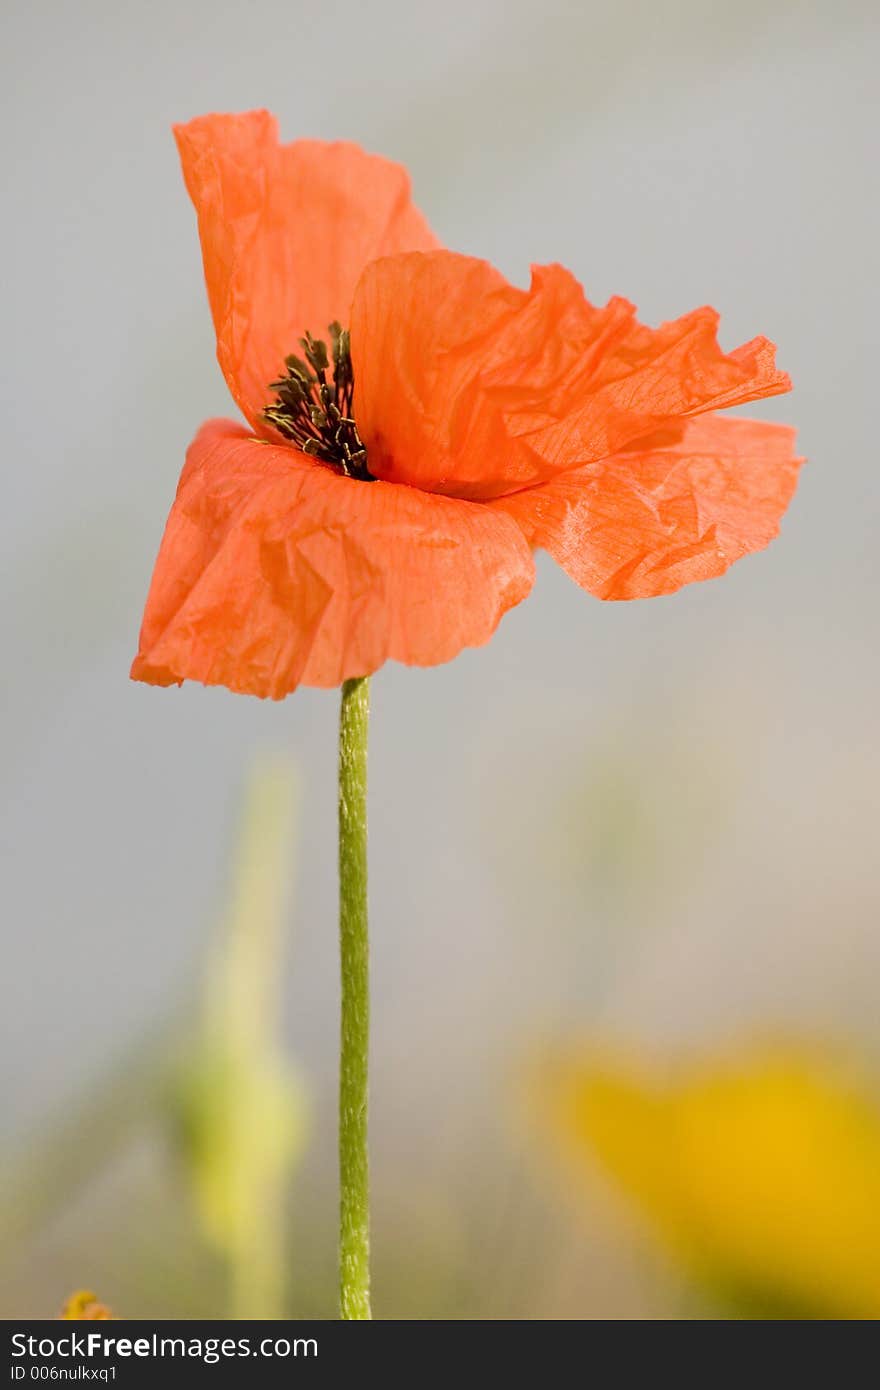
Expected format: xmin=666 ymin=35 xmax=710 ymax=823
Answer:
xmin=131 ymin=420 xmax=535 ymax=698
xmin=174 ymin=111 xmax=439 ymax=432
xmin=351 ymin=254 xmax=634 ymax=498
xmin=350 ymin=251 xmax=791 ymax=501
xmin=491 ymin=414 xmax=802 ymax=600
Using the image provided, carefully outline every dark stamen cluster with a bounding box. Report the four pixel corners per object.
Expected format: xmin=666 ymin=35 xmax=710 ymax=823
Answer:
xmin=262 ymin=324 xmax=373 ymax=481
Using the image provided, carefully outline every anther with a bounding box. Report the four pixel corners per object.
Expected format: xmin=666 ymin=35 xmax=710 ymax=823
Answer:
xmin=262 ymin=326 xmax=373 ymax=481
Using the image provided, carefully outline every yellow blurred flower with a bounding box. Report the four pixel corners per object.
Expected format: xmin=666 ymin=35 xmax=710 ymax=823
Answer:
xmin=544 ymin=1043 xmax=880 ymax=1318
xmin=60 ymin=1290 xmax=112 ymax=1319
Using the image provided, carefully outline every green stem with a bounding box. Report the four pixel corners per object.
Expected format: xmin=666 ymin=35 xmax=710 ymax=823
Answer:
xmin=338 ymin=676 xmax=371 ymax=1319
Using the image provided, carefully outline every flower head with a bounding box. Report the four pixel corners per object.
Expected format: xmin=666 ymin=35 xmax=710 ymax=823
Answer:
xmin=60 ymin=1290 xmax=113 ymax=1319
xmin=132 ymin=110 xmax=801 ymax=699
xmin=541 ymin=1044 xmax=880 ymax=1319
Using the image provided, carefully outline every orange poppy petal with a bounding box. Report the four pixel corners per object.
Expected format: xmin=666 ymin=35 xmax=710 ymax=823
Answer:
xmin=351 ymin=253 xmax=636 ymax=499
xmin=491 ymin=414 xmax=802 ymax=600
xmin=350 ymin=251 xmax=790 ymax=501
xmin=174 ymin=111 xmax=440 ymax=433
xmin=131 ymin=420 xmax=534 ymax=698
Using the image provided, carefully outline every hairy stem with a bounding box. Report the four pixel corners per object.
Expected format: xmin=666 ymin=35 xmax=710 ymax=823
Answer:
xmin=338 ymin=676 xmax=371 ymax=1318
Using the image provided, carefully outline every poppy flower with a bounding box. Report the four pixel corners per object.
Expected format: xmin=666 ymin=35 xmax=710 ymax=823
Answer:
xmin=132 ymin=110 xmax=801 ymax=700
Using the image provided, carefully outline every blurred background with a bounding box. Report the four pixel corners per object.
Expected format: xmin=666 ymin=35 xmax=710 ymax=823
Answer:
xmin=2 ymin=0 xmax=878 ymax=1319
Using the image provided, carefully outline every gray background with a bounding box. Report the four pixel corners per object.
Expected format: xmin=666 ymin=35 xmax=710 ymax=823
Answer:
xmin=2 ymin=0 xmax=878 ymax=1317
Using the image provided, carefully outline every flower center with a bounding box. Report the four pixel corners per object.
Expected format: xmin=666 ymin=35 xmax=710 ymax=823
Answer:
xmin=262 ymin=324 xmax=373 ymax=481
